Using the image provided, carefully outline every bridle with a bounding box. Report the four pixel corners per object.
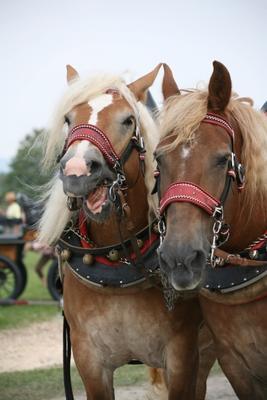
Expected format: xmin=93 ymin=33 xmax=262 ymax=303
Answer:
xmin=58 ymin=94 xmax=146 ymax=212
xmin=57 ymin=91 xmax=158 ymax=271
xmin=155 ymin=112 xmax=245 ymax=266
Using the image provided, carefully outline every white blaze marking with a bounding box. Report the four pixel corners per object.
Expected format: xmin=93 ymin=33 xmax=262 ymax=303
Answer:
xmin=88 ymin=94 xmax=113 ymax=125
xmin=181 ymin=145 xmax=191 ymax=159
xmin=75 ymin=140 xmax=91 ymax=158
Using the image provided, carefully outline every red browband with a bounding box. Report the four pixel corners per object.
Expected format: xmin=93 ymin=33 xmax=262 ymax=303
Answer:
xmin=159 ymin=181 xmax=220 ymax=216
xmin=202 ymin=112 xmax=235 ymax=139
xmin=67 ymin=124 xmax=120 ymax=167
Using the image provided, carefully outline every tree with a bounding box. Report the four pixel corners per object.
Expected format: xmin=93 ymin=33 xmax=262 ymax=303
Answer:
xmin=1 ymin=129 xmax=53 ymax=200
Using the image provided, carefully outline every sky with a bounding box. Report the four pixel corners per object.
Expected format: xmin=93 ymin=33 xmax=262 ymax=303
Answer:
xmin=0 ymin=0 xmax=266 ymax=169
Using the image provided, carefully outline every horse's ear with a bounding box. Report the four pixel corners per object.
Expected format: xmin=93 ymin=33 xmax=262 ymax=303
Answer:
xmin=162 ymin=63 xmax=180 ymax=99
xmin=128 ymin=64 xmax=162 ymax=102
xmin=66 ymin=64 xmax=79 ymax=84
xmin=208 ymin=61 xmax=232 ymax=112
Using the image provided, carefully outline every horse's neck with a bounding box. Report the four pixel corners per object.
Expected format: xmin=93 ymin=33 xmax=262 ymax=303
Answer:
xmin=223 ymin=191 xmax=267 ymax=252
xmin=88 ymin=155 xmax=149 ymax=246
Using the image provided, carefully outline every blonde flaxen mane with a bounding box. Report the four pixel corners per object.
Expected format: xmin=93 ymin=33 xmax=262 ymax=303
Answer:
xmin=158 ymin=90 xmax=267 ymax=213
xmin=38 ymin=74 xmax=159 ymax=244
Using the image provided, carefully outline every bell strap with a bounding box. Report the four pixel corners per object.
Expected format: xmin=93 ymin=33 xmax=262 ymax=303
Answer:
xmin=159 ymin=181 xmax=220 ymax=216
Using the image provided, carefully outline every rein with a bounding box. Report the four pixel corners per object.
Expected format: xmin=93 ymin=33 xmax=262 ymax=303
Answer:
xmin=156 ymin=112 xmax=245 ymax=266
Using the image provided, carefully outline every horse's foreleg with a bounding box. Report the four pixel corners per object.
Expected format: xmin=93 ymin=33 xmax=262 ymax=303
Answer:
xmin=165 ymin=334 xmax=199 ymax=400
xmin=195 ymin=324 xmax=216 ymax=400
xmin=71 ymin=336 xmax=114 ymax=400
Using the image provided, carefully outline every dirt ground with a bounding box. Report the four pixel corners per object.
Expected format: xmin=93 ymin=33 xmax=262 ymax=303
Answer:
xmin=0 ymin=315 xmax=237 ymax=399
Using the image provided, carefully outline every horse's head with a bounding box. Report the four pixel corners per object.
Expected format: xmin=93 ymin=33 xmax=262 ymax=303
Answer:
xmin=155 ymin=61 xmax=245 ymax=291
xmin=57 ymin=64 xmax=161 ymax=223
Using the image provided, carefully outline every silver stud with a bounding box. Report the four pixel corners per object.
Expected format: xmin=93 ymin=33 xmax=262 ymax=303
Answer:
xmin=249 ymin=250 xmax=258 ymax=259
xmin=76 ymin=268 xmax=79 ymax=272
xmin=120 ymin=280 xmax=123 ymax=284
xmin=217 ymin=285 xmax=221 ymax=288
xmin=100 ymin=280 xmax=103 ymax=283
xmin=205 ymin=284 xmax=210 ymax=288
xmin=86 ymin=275 xmax=90 ymax=279
xmin=243 ymin=277 xmax=247 ymax=281
xmin=256 ymin=270 xmax=260 ymax=273
xmin=231 ymin=282 xmax=234 ymax=285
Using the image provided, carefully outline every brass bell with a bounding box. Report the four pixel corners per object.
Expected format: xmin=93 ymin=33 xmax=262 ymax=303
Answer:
xmin=137 ymin=239 xmax=143 ymax=248
xmin=153 ymin=224 xmax=159 ymax=234
xmin=83 ymin=253 xmax=94 ymax=265
xmin=61 ymin=249 xmax=71 ymax=261
xmin=107 ymin=249 xmax=119 ymax=261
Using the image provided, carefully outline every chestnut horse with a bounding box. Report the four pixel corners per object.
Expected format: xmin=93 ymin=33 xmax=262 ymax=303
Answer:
xmin=155 ymin=61 xmax=267 ymax=399
xmin=38 ymin=65 xmax=215 ymax=399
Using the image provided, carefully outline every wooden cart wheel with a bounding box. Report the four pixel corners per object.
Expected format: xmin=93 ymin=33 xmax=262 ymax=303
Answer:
xmin=47 ymin=259 xmax=62 ymax=301
xmin=0 ymin=255 xmax=24 ymax=299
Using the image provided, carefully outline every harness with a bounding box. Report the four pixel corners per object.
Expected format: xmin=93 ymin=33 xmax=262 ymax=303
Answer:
xmin=58 ymin=95 xmax=162 ymax=400
xmin=155 ymin=112 xmax=267 ymax=276
xmin=57 ymin=101 xmax=159 ymax=281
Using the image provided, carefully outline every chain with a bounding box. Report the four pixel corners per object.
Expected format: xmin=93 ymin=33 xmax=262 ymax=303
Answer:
xmin=157 ymin=216 xmax=166 ymax=247
xmin=68 ymin=226 xmax=96 ymax=247
xmin=210 ymin=206 xmax=224 ymax=268
xmin=160 ymin=271 xmax=180 ymax=311
xmin=108 ymin=172 xmax=126 ymax=202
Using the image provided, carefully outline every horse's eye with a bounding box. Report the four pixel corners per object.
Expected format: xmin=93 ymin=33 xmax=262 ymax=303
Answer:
xmin=123 ymin=116 xmax=135 ymax=127
xmin=64 ymin=115 xmax=70 ymax=126
xmin=215 ymin=154 xmax=230 ymax=167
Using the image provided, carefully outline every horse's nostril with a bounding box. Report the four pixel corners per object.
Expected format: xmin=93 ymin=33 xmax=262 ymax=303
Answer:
xmin=185 ymin=249 xmax=206 ymax=271
xmin=88 ymin=160 xmax=102 ymax=173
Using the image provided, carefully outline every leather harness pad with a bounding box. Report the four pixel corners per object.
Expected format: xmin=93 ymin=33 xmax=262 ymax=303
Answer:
xmin=58 ymin=229 xmax=160 ymax=288
xmin=204 ymin=264 xmax=267 ymax=293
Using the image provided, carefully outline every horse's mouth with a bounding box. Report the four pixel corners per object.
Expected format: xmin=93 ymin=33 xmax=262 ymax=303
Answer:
xmin=86 ymin=185 xmax=109 ymax=215
xmin=64 ymin=175 xmax=115 ymax=220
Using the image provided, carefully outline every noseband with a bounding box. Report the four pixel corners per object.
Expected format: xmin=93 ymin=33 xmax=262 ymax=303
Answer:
xmin=156 ymin=112 xmax=245 ymax=266
xmin=60 ymin=122 xmax=145 ymax=172
xmin=66 ymin=124 xmax=121 ymax=168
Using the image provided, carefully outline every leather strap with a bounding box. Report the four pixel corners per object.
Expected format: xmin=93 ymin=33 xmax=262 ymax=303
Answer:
xmin=202 ymin=112 xmax=235 ymax=139
xmin=159 ymin=181 xmax=220 ymax=216
xmin=214 ymin=248 xmax=267 ymax=267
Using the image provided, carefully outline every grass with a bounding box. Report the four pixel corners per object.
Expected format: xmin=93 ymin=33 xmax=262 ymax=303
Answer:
xmin=0 ymin=364 xmax=147 ymax=400
xmin=0 ymin=251 xmax=60 ymax=330
xmin=0 ymin=252 xmax=222 ymax=399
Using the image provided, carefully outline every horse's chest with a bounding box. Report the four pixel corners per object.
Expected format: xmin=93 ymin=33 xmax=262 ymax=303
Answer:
xmin=68 ymin=291 xmax=176 ymax=367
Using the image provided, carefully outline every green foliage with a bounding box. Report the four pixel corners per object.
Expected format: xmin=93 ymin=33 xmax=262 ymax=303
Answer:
xmin=1 ymin=129 xmax=52 ymax=200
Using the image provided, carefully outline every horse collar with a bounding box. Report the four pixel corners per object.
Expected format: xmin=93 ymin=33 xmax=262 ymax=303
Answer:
xmin=57 ymin=216 xmax=160 ymax=288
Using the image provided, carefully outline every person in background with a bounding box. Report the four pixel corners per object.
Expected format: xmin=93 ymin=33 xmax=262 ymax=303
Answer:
xmin=5 ymin=192 xmax=23 ymax=219
xmin=4 ymin=192 xmax=24 ymax=234
xmin=25 ymin=241 xmax=55 ymax=286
